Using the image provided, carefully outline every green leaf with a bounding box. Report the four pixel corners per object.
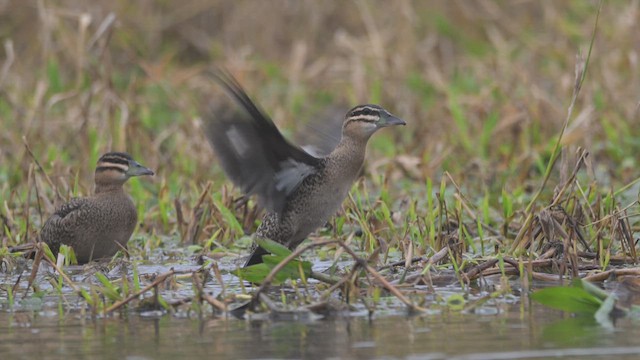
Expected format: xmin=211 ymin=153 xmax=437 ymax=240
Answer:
xmin=41 ymin=243 xmax=56 ymax=263
xmin=79 ymin=289 xmax=94 ymax=306
xmin=59 ymin=244 xmax=77 ymax=266
xmin=133 ymin=262 xmax=141 ymax=292
xmin=531 ymin=286 xmax=602 ymax=315
xmin=95 ymin=273 xmax=121 ymax=301
xmin=233 ymin=253 xmax=312 ymax=285
xmin=447 ymin=294 xmax=465 ymax=311
xmin=256 ymin=238 xmax=292 ymax=257
xmin=213 ymin=199 xmax=243 ymax=234
xmin=46 ymin=59 xmax=63 ymax=93
xmin=157 ymin=294 xmax=171 ymax=311
xmin=234 ymin=263 xmax=272 ymax=284
xmin=263 ymin=259 xmax=307 ymax=283
xmin=574 ymin=278 xmax=609 ymax=301
xmin=501 ymin=188 xmax=513 ymax=220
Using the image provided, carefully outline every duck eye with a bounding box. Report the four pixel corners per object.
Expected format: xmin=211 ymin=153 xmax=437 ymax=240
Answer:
xmin=363 ymin=108 xmax=371 ymax=116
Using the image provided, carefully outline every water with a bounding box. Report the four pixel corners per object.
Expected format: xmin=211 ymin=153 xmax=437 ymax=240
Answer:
xmin=2 ymin=303 xmax=640 ymax=359
xmin=2 ymin=255 xmax=640 ymax=359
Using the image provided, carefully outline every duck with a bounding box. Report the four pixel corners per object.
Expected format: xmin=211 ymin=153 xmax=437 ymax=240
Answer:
xmin=205 ymin=70 xmax=405 ymax=266
xmin=39 ymin=152 xmax=154 ymax=264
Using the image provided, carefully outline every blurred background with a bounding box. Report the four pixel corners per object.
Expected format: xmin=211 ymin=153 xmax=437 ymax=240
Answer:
xmin=0 ymin=0 xmax=637 ymax=247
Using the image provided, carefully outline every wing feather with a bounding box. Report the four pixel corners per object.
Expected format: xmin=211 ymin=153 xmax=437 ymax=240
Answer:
xmin=204 ymin=70 xmax=321 ymax=214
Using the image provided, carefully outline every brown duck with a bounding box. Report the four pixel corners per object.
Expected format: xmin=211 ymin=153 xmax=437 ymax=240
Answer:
xmin=39 ymin=152 xmax=154 ymax=264
xmin=205 ymin=71 xmax=406 ymax=266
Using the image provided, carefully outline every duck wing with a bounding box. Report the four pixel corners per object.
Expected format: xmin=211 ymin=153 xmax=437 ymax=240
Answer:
xmin=205 ymin=70 xmax=321 ymax=214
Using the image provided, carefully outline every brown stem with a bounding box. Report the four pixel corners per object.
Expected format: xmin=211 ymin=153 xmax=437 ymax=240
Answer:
xmin=105 ymin=269 xmax=176 ymax=314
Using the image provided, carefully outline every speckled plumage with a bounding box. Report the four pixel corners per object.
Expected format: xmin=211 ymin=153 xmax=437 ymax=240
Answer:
xmin=39 ymin=152 xmax=154 ymax=264
xmin=205 ymin=70 xmax=405 ymax=266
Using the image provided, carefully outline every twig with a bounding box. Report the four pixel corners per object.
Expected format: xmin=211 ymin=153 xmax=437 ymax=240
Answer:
xmin=583 ymin=268 xmax=640 ymax=282
xmin=23 ymin=244 xmax=44 ymax=296
xmin=378 ymin=255 xmax=425 ymax=270
xmin=309 ymin=270 xmax=341 ymax=285
xmin=463 ymin=258 xmax=499 ymax=282
xmin=185 ymin=181 xmax=212 ymax=244
xmin=252 ymin=239 xmax=340 ymax=304
xmin=105 ymin=269 xmax=176 ymax=314
xmin=336 ymin=241 xmax=426 ymax=312
xmin=400 ymin=246 xmax=451 ymax=286
xmin=37 ymin=245 xmax=81 ymax=293
xmin=192 ymin=270 xmax=227 ymax=312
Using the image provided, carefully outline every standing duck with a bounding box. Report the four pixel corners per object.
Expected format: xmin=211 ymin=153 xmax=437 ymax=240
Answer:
xmin=205 ymin=71 xmax=405 ymax=266
xmin=39 ymin=152 xmax=154 ymax=264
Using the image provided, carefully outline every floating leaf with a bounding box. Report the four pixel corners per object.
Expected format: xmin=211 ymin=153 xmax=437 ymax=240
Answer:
xmin=234 ymin=263 xmax=272 ymax=284
xmin=531 ymin=285 xmax=602 ymax=315
xmin=234 ymin=246 xmax=312 ymax=285
xmin=447 ymin=294 xmax=465 ymax=311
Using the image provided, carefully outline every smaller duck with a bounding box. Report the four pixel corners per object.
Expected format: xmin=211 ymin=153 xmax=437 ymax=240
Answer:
xmin=39 ymin=152 xmax=154 ymax=264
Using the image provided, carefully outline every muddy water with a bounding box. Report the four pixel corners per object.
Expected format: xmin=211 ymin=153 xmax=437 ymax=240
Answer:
xmin=1 ymin=303 xmax=640 ymax=359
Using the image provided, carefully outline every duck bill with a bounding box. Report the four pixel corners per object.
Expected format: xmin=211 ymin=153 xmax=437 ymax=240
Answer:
xmin=128 ymin=162 xmax=155 ymax=177
xmin=378 ymin=115 xmax=406 ymax=128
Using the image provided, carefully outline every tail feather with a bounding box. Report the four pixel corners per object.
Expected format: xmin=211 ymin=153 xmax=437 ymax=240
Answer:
xmin=243 ymin=246 xmax=269 ymax=267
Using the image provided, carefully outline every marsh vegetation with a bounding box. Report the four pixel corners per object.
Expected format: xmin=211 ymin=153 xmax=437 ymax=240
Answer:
xmin=1 ymin=1 xmax=640 ymax=358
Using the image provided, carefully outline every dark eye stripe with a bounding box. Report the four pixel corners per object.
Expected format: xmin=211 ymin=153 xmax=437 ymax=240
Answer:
xmin=350 ymin=107 xmax=380 ymax=118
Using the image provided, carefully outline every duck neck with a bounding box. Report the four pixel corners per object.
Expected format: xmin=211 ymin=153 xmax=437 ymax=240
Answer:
xmin=329 ymin=134 xmax=369 ymax=178
xmin=94 ymin=182 xmax=126 ymax=195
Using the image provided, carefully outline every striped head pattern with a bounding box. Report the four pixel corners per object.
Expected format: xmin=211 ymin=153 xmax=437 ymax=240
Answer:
xmin=343 ymin=104 xmax=406 ymax=138
xmin=95 ymin=152 xmax=154 ymax=189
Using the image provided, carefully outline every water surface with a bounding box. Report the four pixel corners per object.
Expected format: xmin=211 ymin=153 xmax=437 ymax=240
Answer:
xmin=2 ymin=302 xmax=640 ymax=359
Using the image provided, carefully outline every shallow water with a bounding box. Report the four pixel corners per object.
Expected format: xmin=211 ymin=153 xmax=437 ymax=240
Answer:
xmin=2 ymin=255 xmax=640 ymax=359
xmin=2 ymin=302 xmax=640 ymax=360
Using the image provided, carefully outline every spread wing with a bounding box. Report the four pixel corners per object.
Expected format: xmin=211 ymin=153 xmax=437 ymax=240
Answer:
xmin=297 ymin=104 xmax=346 ymax=157
xmin=204 ymin=70 xmax=321 ymax=214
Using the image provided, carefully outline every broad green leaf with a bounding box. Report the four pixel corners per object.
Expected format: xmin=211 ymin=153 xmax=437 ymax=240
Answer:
xmin=234 ymin=263 xmax=272 ymax=284
xmin=531 ymin=286 xmax=602 ymax=315
xmin=263 ymin=256 xmax=312 ymax=276
xmin=256 ymin=238 xmax=292 ymax=257
xmin=234 ymin=253 xmax=312 ymax=285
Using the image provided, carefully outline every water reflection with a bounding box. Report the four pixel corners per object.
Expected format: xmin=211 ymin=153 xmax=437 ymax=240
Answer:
xmin=1 ymin=303 xmax=640 ymax=359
